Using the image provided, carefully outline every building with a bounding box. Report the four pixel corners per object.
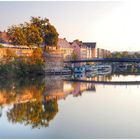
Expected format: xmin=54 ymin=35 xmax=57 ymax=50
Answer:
xmin=97 ymin=48 xmax=111 ymax=58
xmin=83 ymin=42 xmax=96 ymax=58
xmin=71 ymin=40 xmax=96 ymax=59
xmin=70 ymin=40 xmax=83 ymax=59
xmin=0 ymin=47 xmax=33 ymax=59
xmin=57 ymin=38 xmax=73 ymax=60
xmin=0 ymin=31 xmax=10 ymax=43
xmin=0 ymin=44 xmax=34 ymax=59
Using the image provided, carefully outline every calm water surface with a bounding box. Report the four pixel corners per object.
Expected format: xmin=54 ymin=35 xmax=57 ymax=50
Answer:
xmin=0 ymin=74 xmax=140 ymax=138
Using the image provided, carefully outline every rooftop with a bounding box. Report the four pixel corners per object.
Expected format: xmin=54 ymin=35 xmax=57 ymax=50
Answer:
xmin=83 ymin=42 xmax=96 ymax=48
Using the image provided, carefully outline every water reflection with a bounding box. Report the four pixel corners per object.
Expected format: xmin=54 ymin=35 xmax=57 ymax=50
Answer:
xmin=1 ymin=72 xmax=140 ymax=138
xmin=7 ymin=100 xmax=58 ymax=128
xmin=0 ymin=75 xmax=98 ymax=128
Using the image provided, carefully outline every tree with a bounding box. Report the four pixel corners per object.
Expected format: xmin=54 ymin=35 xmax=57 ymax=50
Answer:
xmin=7 ymin=17 xmax=59 ymax=51
xmin=25 ymin=24 xmax=43 ymax=47
xmin=30 ymin=16 xmax=49 ymax=38
xmin=71 ymin=51 xmax=78 ymax=60
xmin=44 ymin=24 xmax=59 ymax=47
xmin=122 ymin=51 xmax=128 ymax=58
xmin=4 ymin=49 xmax=16 ymax=63
xmin=8 ymin=25 xmax=27 ymax=45
xmin=30 ymin=17 xmax=59 ymax=51
xmin=30 ymin=48 xmax=44 ymax=64
xmin=112 ymin=52 xmax=122 ymax=58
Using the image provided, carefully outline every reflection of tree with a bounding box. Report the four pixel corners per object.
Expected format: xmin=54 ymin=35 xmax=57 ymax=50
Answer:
xmin=7 ymin=99 xmax=58 ymax=128
xmin=0 ymin=76 xmax=45 ymax=106
xmin=0 ymin=76 xmax=60 ymax=127
xmin=0 ymin=76 xmax=44 ymax=93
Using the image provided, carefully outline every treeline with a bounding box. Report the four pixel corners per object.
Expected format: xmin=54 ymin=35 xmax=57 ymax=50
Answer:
xmin=7 ymin=16 xmax=59 ymax=50
xmin=107 ymin=52 xmax=140 ymax=58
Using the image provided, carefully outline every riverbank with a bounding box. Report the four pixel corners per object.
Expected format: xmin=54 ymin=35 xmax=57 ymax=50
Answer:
xmin=0 ymin=60 xmax=45 ymax=78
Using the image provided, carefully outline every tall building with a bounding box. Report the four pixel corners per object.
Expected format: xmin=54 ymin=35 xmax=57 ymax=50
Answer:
xmin=83 ymin=42 xmax=96 ymax=58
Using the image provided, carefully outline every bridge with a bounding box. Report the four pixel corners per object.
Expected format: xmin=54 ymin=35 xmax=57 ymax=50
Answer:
xmin=65 ymin=79 xmax=140 ymax=85
xmin=64 ymin=58 xmax=140 ymax=63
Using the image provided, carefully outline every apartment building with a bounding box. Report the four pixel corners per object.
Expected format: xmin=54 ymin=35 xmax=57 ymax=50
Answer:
xmin=57 ymin=38 xmax=73 ymax=60
xmin=97 ymin=48 xmax=111 ymax=58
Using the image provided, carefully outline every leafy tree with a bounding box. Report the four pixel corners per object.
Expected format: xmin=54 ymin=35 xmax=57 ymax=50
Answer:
xmin=8 ymin=25 xmax=27 ymax=45
xmin=30 ymin=48 xmax=44 ymax=64
xmin=71 ymin=51 xmax=78 ymax=60
xmin=122 ymin=51 xmax=128 ymax=58
xmin=25 ymin=23 xmax=43 ymax=47
xmin=0 ymin=44 xmax=3 ymax=48
xmin=7 ymin=17 xmax=59 ymax=51
xmin=106 ymin=53 xmax=112 ymax=58
xmin=112 ymin=52 xmax=122 ymax=58
xmin=44 ymin=24 xmax=59 ymax=47
xmin=30 ymin=16 xmax=49 ymax=38
xmin=4 ymin=49 xmax=16 ymax=63
xmin=30 ymin=17 xmax=59 ymax=51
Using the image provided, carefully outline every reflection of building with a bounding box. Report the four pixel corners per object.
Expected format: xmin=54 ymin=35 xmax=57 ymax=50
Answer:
xmin=44 ymin=77 xmax=97 ymax=100
xmin=0 ymin=76 xmax=97 ymax=107
xmin=63 ymin=81 xmax=96 ymax=97
xmin=0 ymin=86 xmax=42 ymax=106
xmin=44 ymin=76 xmax=69 ymax=101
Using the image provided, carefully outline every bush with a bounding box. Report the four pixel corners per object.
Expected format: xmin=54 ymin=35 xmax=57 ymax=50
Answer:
xmin=0 ymin=44 xmax=4 ymax=48
xmin=0 ymin=59 xmax=45 ymax=78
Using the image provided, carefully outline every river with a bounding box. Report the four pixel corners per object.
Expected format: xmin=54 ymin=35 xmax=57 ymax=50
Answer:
xmin=0 ymin=73 xmax=140 ymax=138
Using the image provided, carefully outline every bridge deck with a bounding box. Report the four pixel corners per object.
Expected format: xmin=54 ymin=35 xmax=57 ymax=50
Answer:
xmin=64 ymin=58 xmax=140 ymax=63
xmin=65 ymin=79 xmax=140 ymax=85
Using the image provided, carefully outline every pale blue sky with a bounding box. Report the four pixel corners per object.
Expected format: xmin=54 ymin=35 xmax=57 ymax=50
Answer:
xmin=0 ymin=1 xmax=140 ymax=51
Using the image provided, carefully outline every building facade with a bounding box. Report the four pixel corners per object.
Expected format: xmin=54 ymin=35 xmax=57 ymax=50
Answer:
xmin=71 ymin=40 xmax=96 ymax=60
xmin=70 ymin=40 xmax=82 ymax=59
xmin=0 ymin=31 xmax=10 ymax=43
xmin=83 ymin=42 xmax=96 ymax=58
xmin=97 ymin=48 xmax=111 ymax=58
xmin=57 ymin=38 xmax=73 ymax=60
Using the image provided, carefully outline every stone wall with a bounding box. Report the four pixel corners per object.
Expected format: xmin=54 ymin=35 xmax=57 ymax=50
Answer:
xmin=0 ymin=47 xmax=33 ymax=58
xmin=44 ymin=51 xmax=64 ymax=72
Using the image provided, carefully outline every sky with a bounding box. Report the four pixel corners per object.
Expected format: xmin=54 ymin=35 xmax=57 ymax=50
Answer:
xmin=0 ymin=1 xmax=140 ymax=51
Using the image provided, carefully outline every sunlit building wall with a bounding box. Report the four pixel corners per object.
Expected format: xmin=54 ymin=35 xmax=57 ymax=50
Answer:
xmin=57 ymin=38 xmax=73 ymax=60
